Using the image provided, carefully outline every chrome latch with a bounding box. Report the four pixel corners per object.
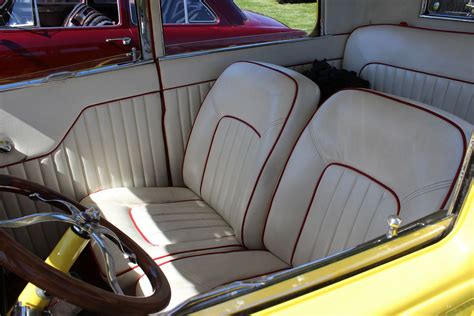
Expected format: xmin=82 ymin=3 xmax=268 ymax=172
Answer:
xmin=126 ymin=47 xmax=139 ymax=62
xmin=0 ymin=137 xmax=13 ymax=153
xmin=386 ymin=215 xmax=402 ymax=238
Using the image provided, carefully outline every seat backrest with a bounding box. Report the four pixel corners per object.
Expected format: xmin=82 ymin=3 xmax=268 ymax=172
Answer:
xmin=343 ymin=25 xmax=474 ymax=124
xmin=264 ymin=89 xmax=471 ymax=266
xmin=183 ymin=61 xmax=320 ymax=248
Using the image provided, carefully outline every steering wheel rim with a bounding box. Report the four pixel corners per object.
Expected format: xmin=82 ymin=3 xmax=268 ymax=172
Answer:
xmin=0 ymin=175 xmax=171 ymax=315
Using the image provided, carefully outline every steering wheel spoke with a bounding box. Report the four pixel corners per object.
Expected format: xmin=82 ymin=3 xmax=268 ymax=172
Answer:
xmin=0 ymin=212 xmax=75 ymax=228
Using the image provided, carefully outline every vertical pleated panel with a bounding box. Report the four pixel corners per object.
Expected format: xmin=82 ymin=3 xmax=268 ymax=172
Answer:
xmin=292 ymin=165 xmax=398 ymax=266
xmin=164 ymin=81 xmax=214 ymax=186
xmin=0 ymin=92 xmax=168 ymax=256
xmin=361 ymin=64 xmax=474 ymax=124
xmin=200 ymin=118 xmax=260 ymax=230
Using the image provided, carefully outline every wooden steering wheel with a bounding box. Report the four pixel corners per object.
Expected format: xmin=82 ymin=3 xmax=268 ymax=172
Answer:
xmin=0 ymin=175 xmax=171 ymax=315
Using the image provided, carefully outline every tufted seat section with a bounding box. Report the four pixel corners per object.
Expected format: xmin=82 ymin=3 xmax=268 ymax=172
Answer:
xmin=343 ymin=25 xmax=474 ymax=124
xmin=81 ymin=61 xmax=320 ymax=289
xmin=136 ymin=89 xmax=471 ymax=311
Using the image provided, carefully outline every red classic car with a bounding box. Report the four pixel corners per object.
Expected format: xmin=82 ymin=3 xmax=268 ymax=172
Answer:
xmin=0 ymin=0 xmax=306 ymax=85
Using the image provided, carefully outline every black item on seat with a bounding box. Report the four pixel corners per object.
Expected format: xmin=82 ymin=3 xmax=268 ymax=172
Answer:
xmin=63 ymin=3 xmax=114 ymax=27
xmin=302 ymin=59 xmax=370 ymax=104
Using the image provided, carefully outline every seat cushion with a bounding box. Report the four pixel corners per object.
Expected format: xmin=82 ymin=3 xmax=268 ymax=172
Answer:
xmin=136 ymin=250 xmax=289 ymax=312
xmin=342 ymin=25 xmax=474 ymax=123
xmin=81 ymin=187 xmax=243 ymax=289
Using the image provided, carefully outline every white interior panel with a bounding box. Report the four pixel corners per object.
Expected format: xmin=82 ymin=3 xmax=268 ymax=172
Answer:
xmin=0 ymin=63 xmax=160 ymax=161
xmin=158 ymin=35 xmax=348 ymax=89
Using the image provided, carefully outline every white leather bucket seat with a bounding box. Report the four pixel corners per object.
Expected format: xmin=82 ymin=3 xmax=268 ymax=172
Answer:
xmin=81 ymin=61 xmax=321 ymax=288
xmin=138 ymin=89 xmax=470 ymax=311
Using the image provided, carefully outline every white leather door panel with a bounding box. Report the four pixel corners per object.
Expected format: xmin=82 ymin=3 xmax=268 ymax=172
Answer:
xmin=0 ymin=64 xmax=160 ymax=161
xmin=0 ymin=63 xmax=168 ymax=255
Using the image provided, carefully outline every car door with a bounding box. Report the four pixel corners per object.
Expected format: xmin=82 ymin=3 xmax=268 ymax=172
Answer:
xmin=0 ymin=0 xmax=139 ymax=85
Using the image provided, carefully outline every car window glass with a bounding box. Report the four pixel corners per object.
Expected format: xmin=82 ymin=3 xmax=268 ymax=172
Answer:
xmin=129 ymin=0 xmax=137 ymax=24
xmin=161 ymin=0 xmax=318 ymax=56
xmin=0 ymin=0 xmax=37 ymax=27
xmin=161 ymin=0 xmax=185 ymax=24
xmin=187 ymin=0 xmax=216 ymax=23
xmin=422 ymin=0 xmax=474 ymax=21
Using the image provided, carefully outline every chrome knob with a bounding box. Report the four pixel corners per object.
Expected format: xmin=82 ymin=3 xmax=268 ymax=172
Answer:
xmin=0 ymin=137 xmax=13 ymax=153
xmin=386 ymin=215 xmax=402 ymax=238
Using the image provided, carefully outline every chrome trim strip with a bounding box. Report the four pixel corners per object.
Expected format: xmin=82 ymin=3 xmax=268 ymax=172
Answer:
xmin=168 ymin=210 xmax=453 ymax=315
xmin=419 ymin=0 xmax=474 ymax=23
xmin=0 ymin=60 xmax=154 ymax=93
xmin=135 ymin=0 xmax=153 ymax=59
xmin=158 ymin=35 xmax=339 ymax=61
xmin=448 ymin=133 xmax=474 ymax=215
xmin=420 ymin=13 xmax=474 ymax=23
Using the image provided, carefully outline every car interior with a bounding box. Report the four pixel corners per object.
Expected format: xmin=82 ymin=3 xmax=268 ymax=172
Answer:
xmin=37 ymin=0 xmax=118 ymax=27
xmin=0 ymin=0 xmax=473 ymax=314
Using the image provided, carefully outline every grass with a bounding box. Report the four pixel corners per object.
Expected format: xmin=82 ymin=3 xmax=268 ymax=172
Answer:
xmin=234 ymin=0 xmax=318 ymax=34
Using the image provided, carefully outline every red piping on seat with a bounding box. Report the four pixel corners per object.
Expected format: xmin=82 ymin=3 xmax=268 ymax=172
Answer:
xmin=359 ymin=62 xmax=474 ymax=85
xmin=239 ymin=61 xmax=300 ymax=248
xmin=261 ymin=107 xmax=320 ymax=249
xmin=123 ymin=249 xmax=249 ymax=281
xmin=129 ymin=208 xmax=155 ymax=245
xmin=262 ymin=88 xmax=467 ymax=261
xmin=115 ymin=244 xmax=243 ymax=277
xmin=347 ymin=88 xmax=467 ymax=210
xmin=128 ymin=200 xmax=208 ymax=246
xmin=133 ymin=250 xmax=287 ymax=295
xmin=199 ymin=115 xmax=261 ymax=195
xmin=288 ymin=163 xmax=400 ymax=265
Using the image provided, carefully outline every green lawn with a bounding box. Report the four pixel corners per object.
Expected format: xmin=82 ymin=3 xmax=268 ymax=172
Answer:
xmin=234 ymin=0 xmax=318 ymax=35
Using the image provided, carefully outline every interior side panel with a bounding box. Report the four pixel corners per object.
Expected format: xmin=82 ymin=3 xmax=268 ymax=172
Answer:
xmin=0 ymin=91 xmax=168 ymax=255
xmin=0 ymin=62 xmax=169 ymax=255
xmin=158 ymin=35 xmax=348 ymax=89
xmin=0 ymin=64 xmax=160 ymax=161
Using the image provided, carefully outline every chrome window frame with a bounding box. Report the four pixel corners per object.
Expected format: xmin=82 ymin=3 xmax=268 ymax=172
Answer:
xmin=420 ymin=0 xmax=474 ymax=23
xmin=0 ymin=0 xmax=154 ymax=93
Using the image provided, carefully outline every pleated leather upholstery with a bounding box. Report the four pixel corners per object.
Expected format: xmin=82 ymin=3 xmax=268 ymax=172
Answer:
xmin=360 ymin=64 xmax=474 ymax=123
xmin=343 ymin=25 xmax=474 ymax=124
xmin=0 ymin=92 xmax=168 ymax=257
xmin=183 ymin=62 xmax=320 ymax=248
xmin=164 ymin=81 xmax=214 ymax=186
xmin=264 ymin=90 xmax=471 ymax=265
